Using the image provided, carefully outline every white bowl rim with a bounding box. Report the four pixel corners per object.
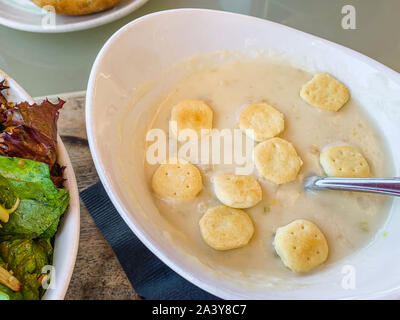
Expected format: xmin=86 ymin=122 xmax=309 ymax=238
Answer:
xmin=86 ymin=8 xmax=400 ymax=300
xmin=0 ymin=69 xmax=80 ymax=300
xmin=0 ymin=0 xmax=149 ymax=34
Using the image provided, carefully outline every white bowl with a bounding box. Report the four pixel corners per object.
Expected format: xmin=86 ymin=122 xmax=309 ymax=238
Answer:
xmin=0 ymin=70 xmax=80 ymax=300
xmin=86 ymin=9 xmax=400 ymax=299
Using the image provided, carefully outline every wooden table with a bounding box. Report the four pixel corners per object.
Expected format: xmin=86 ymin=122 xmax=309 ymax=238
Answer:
xmin=49 ymin=92 xmax=140 ymax=300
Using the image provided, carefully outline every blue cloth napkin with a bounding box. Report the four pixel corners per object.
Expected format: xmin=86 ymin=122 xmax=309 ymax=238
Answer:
xmin=80 ymin=182 xmax=218 ymax=300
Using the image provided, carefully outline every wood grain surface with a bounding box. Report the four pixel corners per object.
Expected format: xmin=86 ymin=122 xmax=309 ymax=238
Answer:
xmin=38 ymin=92 xmax=139 ymax=300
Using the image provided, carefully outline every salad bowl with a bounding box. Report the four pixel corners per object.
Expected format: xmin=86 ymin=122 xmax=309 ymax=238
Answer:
xmin=0 ymin=70 xmax=80 ymax=300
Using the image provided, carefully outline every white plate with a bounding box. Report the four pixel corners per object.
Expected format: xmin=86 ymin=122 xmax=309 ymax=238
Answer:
xmin=86 ymin=9 xmax=400 ymax=299
xmin=0 ymin=70 xmax=80 ymax=300
xmin=0 ymin=0 xmax=148 ymax=33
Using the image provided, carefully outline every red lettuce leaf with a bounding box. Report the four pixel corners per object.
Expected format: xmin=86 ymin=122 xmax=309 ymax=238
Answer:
xmin=0 ymin=80 xmax=9 ymax=123
xmin=2 ymin=99 xmax=64 ymax=148
xmin=0 ymin=125 xmax=57 ymax=167
xmin=50 ymin=163 xmax=66 ymax=188
xmin=0 ymin=80 xmax=8 ymax=107
xmin=0 ymin=91 xmax=65 ymax=186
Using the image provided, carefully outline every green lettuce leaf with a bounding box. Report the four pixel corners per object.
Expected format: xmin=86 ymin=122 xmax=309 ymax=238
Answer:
xmin=0 ymin=283 xmax=23 ymax=300
xmin=0 ymin=251 xmax=23 ymax=300
xmin=0 ymin=239 xmax=52 ymax=300
xmin=0 ymin=156 xmax=69 ymax=239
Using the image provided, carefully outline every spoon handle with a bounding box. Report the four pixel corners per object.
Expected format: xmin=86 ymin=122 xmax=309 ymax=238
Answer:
xmin=304 ymin=176 xmax=400 ymax=196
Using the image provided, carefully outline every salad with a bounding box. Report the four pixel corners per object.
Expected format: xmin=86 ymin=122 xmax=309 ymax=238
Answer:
xmin=0 ymin=80 xmax=69 ymax=300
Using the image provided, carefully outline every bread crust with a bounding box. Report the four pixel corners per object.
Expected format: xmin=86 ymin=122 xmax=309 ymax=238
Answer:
xmin=32 ymin=0 xmax=122 ymax=15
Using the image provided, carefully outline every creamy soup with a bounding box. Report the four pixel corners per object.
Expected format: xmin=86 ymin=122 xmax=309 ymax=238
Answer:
xmin=143 ymin=56 xmax=392 ymax=280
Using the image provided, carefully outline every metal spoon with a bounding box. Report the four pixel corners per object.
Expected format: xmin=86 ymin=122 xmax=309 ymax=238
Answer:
xmin=304 ymin=176 xmax=400 ymax=197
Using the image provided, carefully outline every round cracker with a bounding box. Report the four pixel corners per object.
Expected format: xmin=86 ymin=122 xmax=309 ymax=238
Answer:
xmin=171 ymin=100 xmax=213 ymax=140
xmin=238 ymin=103 xmax=285 ymax=141
xmin=254 ymin=138 xmax=303 ymax=184
xmin=274 ymin=219 xmax=329 ymax=273
xmin=151 ymin=159 xmax=203 ymax=199
xmin=320 ymin=145 xmax=370 ymax=177
xmin=300 ymin=73 xmax=350 ymax=112
xmin=213 ymin=174 xmax=262 ymax=208
xmin=199 ymin=205 xmax=254 ymax=251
